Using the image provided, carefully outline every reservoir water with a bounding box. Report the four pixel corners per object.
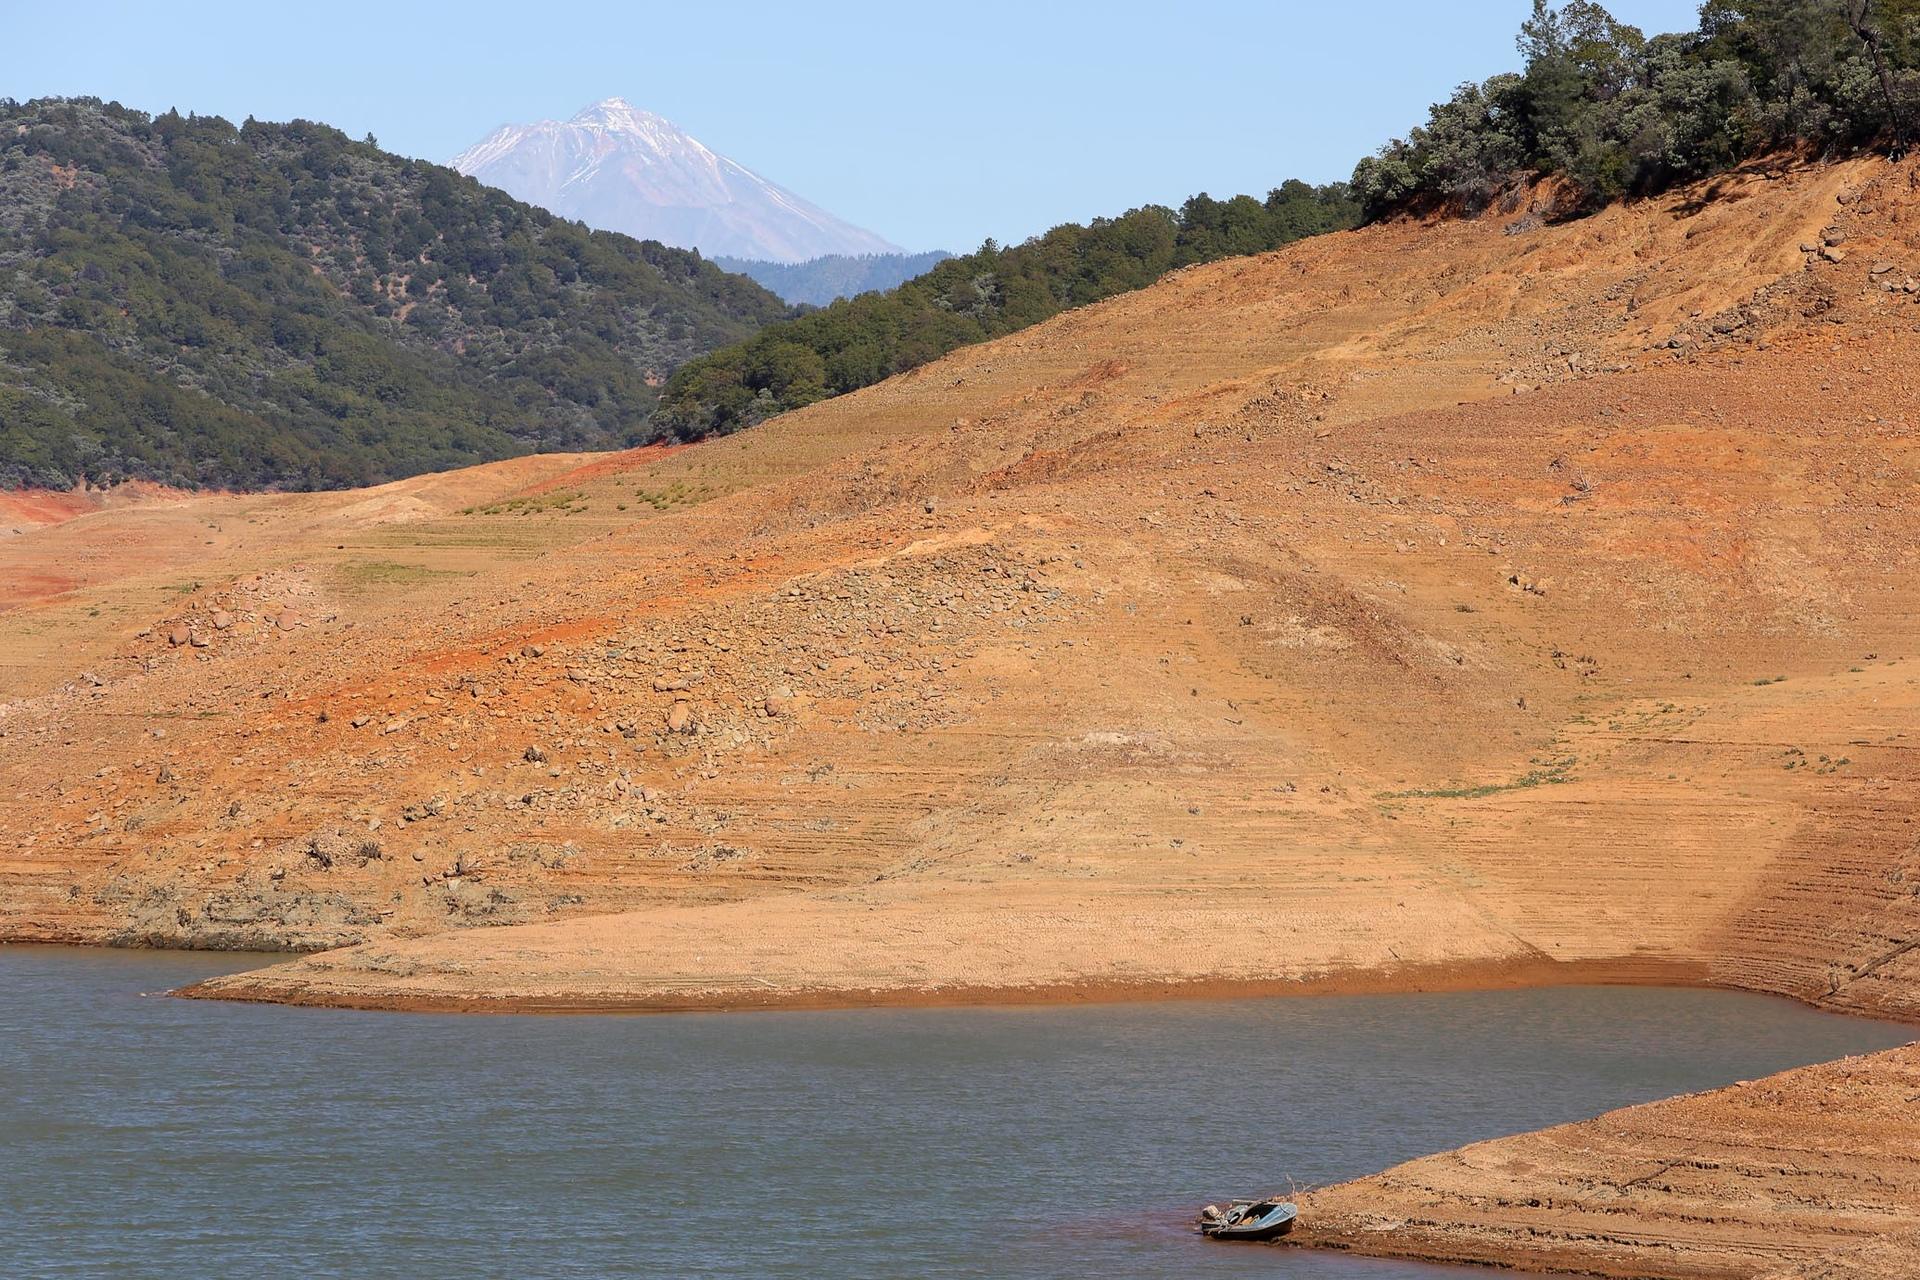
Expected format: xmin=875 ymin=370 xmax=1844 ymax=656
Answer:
xmin=2 ymin=945 xmax=1910 ymax=1279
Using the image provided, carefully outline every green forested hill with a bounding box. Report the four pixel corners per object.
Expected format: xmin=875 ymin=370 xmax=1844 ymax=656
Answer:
xmin=0 ymin=98 xmax=792 ymax=490
xmin=655 ymin=182 xmax=1359 ymax=439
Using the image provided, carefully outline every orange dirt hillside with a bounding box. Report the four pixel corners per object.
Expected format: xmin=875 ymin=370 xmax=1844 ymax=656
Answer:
xmin=5 ymin=157 xmax=1920 ymax=1274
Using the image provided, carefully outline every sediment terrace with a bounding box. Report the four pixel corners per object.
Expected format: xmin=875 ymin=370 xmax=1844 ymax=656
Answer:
xmin=6 ymin=157 xmax=1920 ymax=1277
xmin=1293 ymin=1045 xmax=1920 ymax=1280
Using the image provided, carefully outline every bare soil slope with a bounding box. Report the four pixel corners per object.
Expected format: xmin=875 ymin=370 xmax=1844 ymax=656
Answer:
xmin=5 ymin=158 xmax=1920 ymax=1275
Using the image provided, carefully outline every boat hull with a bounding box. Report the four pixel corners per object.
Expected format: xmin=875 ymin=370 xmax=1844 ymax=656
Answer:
xmin=1199 ymin=1202 xmax=1298 ymax=1241
xmin=1201 ymin=1217 xmax=1296 ymax=1242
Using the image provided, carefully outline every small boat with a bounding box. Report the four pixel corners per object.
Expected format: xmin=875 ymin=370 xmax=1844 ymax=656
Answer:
xmin=1197 ymin=1197 xmax=1298 ymax=1241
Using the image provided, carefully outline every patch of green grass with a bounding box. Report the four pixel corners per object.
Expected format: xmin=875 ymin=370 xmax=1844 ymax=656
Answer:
xmin=1378 ymin=755 xmax=1576 ymax=801
xmin=632 ymin=479 xmax=709 ymax=510
xmin=462 ymin=489 xmax=589 ymax=516
xmin=337 ymin=560 xmax=474 ymax=588
xmin=622 ymin=478 xmax=718 ymax=511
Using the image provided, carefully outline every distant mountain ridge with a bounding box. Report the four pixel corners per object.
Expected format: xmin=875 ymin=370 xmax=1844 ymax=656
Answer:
xmin=453 ymin=99 xmax=900 ymax=264
xmin=0 ymin=97 xmax=791 ymax=490
xmin=714 ymin=251 xmax=954 ymax=306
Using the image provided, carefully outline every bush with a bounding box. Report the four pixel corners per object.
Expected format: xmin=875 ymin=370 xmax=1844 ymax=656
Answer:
xmin=1356 ymin=0 xmax=1920 ymax=221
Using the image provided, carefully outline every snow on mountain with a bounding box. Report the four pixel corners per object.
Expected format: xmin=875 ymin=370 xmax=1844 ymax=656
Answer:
xmin=451 ymin=98 xmax=900 ymax=264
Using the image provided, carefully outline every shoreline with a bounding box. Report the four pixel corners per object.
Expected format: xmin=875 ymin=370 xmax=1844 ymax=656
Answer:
xmin=1280 ymin=1041 xmax=1920 ymax=1280
xmin=1279 ymin=1234 xmax=1667 ymax=1278
xmin=171 ymin=952 xmax=1711 ymax=1015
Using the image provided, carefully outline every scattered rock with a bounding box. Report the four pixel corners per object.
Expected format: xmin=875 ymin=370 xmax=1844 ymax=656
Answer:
xmin=303 ymin=829 xmax=383 ymax=870
xmin=211 ymin=609 xmax=234 ymax=630
xmin=276 ymin=610 xmax=301 ymax=631
xmin=401 ymin=796 xmax=448 ymax=822
xmin=167 ymin=625 xmax=190 ymax=647
xmin=666 ymin=701 xmax=694 ymax=734
xmin=1507 ymin=573 xmax=1549 ymax=598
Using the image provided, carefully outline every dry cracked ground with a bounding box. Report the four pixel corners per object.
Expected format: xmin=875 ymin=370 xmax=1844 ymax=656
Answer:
xmin=5 ymin=157 xmax=1920 ymax=1277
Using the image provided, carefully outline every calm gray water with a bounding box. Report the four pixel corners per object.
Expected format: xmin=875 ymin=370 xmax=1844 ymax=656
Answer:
xmin=1 ymin=946 xmax=1910 ymax=1279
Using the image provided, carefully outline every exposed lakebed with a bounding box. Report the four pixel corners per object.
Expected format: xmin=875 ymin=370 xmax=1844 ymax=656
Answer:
xmin=3 ymin=946 xmax=1910 ymax=1279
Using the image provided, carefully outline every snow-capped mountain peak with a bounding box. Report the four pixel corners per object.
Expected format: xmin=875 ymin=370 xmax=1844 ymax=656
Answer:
xmin=451 ymin=100 xmax=899 ymax=264
xmin=569 ymin=96 xmax=659 ymax=128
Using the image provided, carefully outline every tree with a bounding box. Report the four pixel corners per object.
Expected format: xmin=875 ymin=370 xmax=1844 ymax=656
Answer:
xmin=1357 ymin=0 xmax=1920 ymax=219
xmin=1845 ymin=0 xmax=1912 ymax=151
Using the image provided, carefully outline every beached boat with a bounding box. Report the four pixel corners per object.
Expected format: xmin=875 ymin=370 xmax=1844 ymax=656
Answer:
xmin=1197 ymin=1197 xmax=1298 ymax=1241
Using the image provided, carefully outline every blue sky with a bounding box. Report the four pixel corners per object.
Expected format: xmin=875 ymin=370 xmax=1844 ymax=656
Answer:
xmin=5 ymin=0 xmax=1703 ymax=251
